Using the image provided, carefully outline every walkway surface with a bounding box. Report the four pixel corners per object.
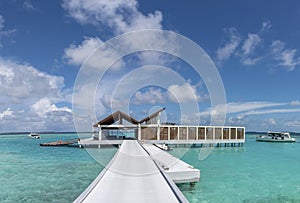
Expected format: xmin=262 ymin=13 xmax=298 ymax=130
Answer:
xmin=74 ymin=140 xmax=188 ymax=203
xmin=144 ymin=144 xmax=200 ymax=183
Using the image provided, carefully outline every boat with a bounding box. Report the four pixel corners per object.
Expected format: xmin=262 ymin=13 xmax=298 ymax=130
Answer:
xmin=154 ymin=143 xmax=172 ymax=151
xmin=256 ymin=131 xmax=296 ymax=143
xmin=28 ymin=133 xmax=41 ymax=139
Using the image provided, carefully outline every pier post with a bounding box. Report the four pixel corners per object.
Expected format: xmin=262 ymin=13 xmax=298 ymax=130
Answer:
xmin=98 ymin=124 xmax=102 ymax=141
xmin=138 ymin=124 xmax=141 ymax=140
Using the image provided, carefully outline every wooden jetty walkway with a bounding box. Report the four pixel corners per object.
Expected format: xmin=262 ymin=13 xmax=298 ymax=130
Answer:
xmin=74 ymin=140 xmax=199 ymax=203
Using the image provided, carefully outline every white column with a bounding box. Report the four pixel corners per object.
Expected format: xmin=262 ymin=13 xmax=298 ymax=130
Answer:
xmin=157 ymin=126 xmax=160 ymax=140
xmin=196 ymin=127 xmax=199 ymax=140
xmin=168 ymin=127 xmax=170 ymax=140
xmin=138 ymin=124 xmax=141 ymax=140
xmin=157 ymin=112 xmax=161 ymax=125
xmin=186 ymin=127 xmax=189 ymax=140
xmin=98 ymin=125 xmax=102 ymax=141
xmin=221 ymin=128 xmax=224 ymax=140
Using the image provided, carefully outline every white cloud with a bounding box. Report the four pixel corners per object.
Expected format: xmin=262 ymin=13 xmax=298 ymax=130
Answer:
xmin=100 ymin=93 xmax=128 ymax=110
xmin=286 ymin=120 xmax=300 ymax=127
xmin=64 ymin=37 xmax=103 ymax=66
xmin=267 ymin=118 xmax=276 ymax=125
xmin=0 ymin=108 xmax=14 ymax=120
xmin=216 ymin=26 xmax=263 ymax=66
xmin=0 ymin=58 xmax=73 ymax=132
xmin=31 ymin=97 xmax=71 ymax=117
xmin=291 ymin=100 xmax=300 ymax=106
xmin=62 ymin=0 xmax=168 ymax=71
xmin=242 ymin=108 xmax=300 ymax=116
xmin=197 ymin=100 xmax=300 ymax=131
xmin=0 ymin=15 xmax=4 ymax=30
xmin=23 ymin=0 xmax=35 ymax=11
xmin=0 ymin=58 xmax=64 ymax=104
xmin=0 ymin=15 xmax=16 ymax=48
xmin=168 ymin=83 xmax=198 ymax=103
xmin=62 ymin=0 xmax=162 ymax=34
xmin=63 ymin=36 xmax=126 ymax=71
xmin=200 ymin=101 xmax=286 ymax=116
xmin=132 ymin=87 xmax=167 ymax=105
xmin=216 ymin=27 xmax=241 ymax=62
xmin=271 ymin=40 xmax=300 ymax=71
xmin=260 ymin=19 xmax=272 ymax=32
xmin=241 ymin=57 xmax=261 ymax=65
xmin=242 ymin=33 xmax=261 ymax=55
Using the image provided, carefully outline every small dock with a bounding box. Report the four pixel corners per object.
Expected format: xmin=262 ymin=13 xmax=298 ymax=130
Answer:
xmin=40 ymin=139 xmax=78 ymax=147
xmin=74 ymin=140 xmax=198 ymax=203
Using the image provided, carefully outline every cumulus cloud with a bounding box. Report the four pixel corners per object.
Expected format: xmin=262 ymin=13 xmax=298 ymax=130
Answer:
xmin=271 ymin=40 xmax=300 ymax=71
xmin=62 ymin=0 xmax=162 ymax=34
xmin=31 ymin=97 xmax=71 ymax=117
xmin=64 ymin=37 xmax=103 ymax=66
xmin=132 ymin=87 xmax=167 ymax=105
xmin=0 ymin=58 xmax=64 ymax=104
xmin=62 ymin=0 xmax=184 ymax=124
xmin=100 ymin=93 xmax=128 ymax=110
xmin=62 ymin=0 xmax=167 ymax=70
xmin=168 ymin=83 xmax=198 ymax=103
xmin=63 ymin=36 xmax=126 ymax=71
xmin=0 ymin=57 xmax=73 ymax=132
xmin=0 ymin=108 xmax=14 ymax=120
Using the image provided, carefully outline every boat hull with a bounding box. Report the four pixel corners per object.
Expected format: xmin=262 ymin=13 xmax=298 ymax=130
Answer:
xmin=256 ymin=137 xmax=296 ymax=143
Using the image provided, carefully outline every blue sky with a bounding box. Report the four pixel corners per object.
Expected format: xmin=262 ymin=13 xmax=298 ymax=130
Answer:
xmin=0 ymin=0 xmax=300 ymax=132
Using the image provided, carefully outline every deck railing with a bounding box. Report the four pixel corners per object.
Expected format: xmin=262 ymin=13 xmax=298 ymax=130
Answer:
xmin=140 ymin=125 xmax=245 ymax=141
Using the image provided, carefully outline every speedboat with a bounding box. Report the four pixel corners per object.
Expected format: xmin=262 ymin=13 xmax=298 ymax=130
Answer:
xmin=28 ymin=133 xmax=41 ymax=139
xmin=256 ymin=131 xmax=296 ymax=143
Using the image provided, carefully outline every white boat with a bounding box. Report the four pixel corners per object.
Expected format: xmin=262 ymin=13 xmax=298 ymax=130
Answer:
xmin=256 ymin=132 xmax=296 ymax=143
xmin=154 ymin=143 xmax=171 ymax=151
xmin=28 ymin=133 xmax=41 ymax=139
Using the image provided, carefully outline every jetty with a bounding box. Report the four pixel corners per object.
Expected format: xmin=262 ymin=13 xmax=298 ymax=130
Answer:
xmin=40 ymin=139 xmax=78 ymax=147
xmin=74 ymin=140 xmax=198 ymax=203
xmin=79 ymin=108 xmax=245 ymax=148
xmin=74 ymin=108 xmax=244 ymax=202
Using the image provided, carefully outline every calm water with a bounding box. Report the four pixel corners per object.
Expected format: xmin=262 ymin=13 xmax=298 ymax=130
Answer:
xmin=0 ymin=133 xmax=300 ymax=202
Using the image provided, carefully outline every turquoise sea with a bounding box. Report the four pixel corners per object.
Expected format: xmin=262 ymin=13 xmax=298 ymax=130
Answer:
xmin=1 ymin=133 xmax=300 ymax=203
